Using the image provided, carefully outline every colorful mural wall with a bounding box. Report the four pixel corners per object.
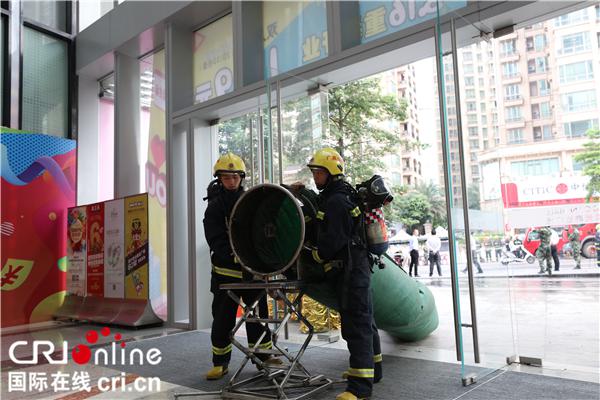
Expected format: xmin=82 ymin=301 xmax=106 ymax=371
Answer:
xmin=1 ymin=129 xmax=77 ymax=327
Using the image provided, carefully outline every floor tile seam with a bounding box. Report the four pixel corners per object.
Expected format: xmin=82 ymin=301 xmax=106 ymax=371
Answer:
xmin=1 ymin=322 xmax=79 ymax=339
xmin=450 ymin=369 xmax=509 ymax=400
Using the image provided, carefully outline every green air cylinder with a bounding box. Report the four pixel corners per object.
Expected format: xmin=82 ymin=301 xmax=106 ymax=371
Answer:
xmin=300 ymin=254 xmax=439 ymax=342
xmin=229 ymin=183 xmax=438 ymax=341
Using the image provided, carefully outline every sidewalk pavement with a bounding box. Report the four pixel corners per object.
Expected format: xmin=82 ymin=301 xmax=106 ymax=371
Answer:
xmin=415 ymin=258 xmax=600 ymax=279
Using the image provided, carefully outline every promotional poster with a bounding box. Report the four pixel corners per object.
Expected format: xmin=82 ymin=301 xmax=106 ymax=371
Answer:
xmin=104 ymin=199 xmax=125 ymax=299
xmin=86 ymin=202 xmax=104 ymax=297
xmin=124 ymin=194 xmax=149 ymax=300
xmin=67 ymin=206 xmax=87 ymax=297
xmin=146 ymin=49 xmax=168 ymax=319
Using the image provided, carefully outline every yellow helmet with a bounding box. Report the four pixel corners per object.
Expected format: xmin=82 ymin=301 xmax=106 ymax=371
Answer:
xmin=213 ymin=153 xmax=246 ymax=177
xmin=307 ymin=147 xmax=345 ymax=176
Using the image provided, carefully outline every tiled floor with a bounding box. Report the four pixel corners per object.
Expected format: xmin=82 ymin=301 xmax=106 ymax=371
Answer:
xmin=2 ymin=269 xmax=599 ymax=400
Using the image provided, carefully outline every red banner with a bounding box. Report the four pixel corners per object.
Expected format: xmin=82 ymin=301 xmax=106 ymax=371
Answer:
xmin=86 ymin=203 xmax=105 ymax=297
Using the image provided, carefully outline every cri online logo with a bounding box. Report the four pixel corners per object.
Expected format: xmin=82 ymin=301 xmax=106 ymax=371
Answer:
xmin=9 ymin=327 xmax=162 ymax=366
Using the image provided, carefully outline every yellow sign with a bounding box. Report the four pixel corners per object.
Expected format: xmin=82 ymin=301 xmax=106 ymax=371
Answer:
xmin=193 ymin=14 xmax=234 ymax=103
xmin=124 ymin=194 xmax=149 ymax=299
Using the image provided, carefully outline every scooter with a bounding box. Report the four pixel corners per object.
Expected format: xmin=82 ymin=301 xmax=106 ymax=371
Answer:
xmin=500 ymin=241 xmax=536 ymax=265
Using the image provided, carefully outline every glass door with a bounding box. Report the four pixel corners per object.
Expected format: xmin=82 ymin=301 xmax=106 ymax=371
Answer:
xmin=434 ymin=7 xmax=517 ymax=384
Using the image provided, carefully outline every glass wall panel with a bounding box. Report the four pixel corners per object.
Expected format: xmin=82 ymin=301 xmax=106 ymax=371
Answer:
xmin=263 ymin=1 xmax=327 ymax=79
xmin=451 ymin=3 xmax=599 ymax=381
xmin=22 ymin=0 xmax=66 ymax=31
xmin=140 ymin=50 xmax=168 ymax=320
xmin=172 ymin=119 xmax=190 ymax=325
xmin=79 ymin=0 xmax=113 ymax=32
xmin=217 ymin=112 xmax=260 ymax=187
xmin=280 ymin=91 xmax=327 ymax=187
xmin=21 ymin=27 xmax=68 ymax=137
xmin=193 ymin=14 xmax=233 ymax=104
xmin=98 ymin=74 xmax=114 ymax=201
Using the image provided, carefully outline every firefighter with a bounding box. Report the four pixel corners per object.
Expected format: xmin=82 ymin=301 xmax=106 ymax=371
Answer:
xmin=568 ymin=227 xmax=581 ymax=270
xmin=535 ymin=226 xmax=553 ymax=275
xmin=203 ymin=153 xmax=279 ymax=380
xmin=303 ymin=147 xmax=381 ymax=400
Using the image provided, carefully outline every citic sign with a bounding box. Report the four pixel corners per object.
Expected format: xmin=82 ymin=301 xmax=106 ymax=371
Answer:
xmin=518 ymin=177 xmax=589 ymax=202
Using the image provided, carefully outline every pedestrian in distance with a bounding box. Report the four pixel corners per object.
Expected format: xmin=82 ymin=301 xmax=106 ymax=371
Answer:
xmin=535 ymin=226 xmax=554 ymax=275
xmin=484 ymin=237 xmax=493 ymax=263
xmin=494 ymin=237 xmax=504 ymax=261
xmin=463 ymin=235 xmax=483 ymax=274
xmin=409 ymin=228 xmax=420 ymax=277
xmin=427 ymin=229 xmax=442 ymax=277
xmin=595 ymin=224 xmax=600 ymax=268
xmin=550 ymin=228 xmax=560 ymax=271
xmin=568 ymin=226 xmax=581 ymax=270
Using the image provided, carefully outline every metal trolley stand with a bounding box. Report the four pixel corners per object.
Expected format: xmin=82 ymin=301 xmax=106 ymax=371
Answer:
xmin=175 ymin=280 xmax=333 ymax=400
xmin=221 ymin=280 xmax=332 ymax=399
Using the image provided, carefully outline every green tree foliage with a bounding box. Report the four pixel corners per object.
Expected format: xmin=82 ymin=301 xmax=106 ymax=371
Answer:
xmin=574 ymin=129 xmax=600 ymax=201
xmin=327 ymin=77 xmax=411 ymax=184
xmin=395 ymin=192 xmax=431 ymax=232
xmin=467 ymin=183 xmax=481 ymax=210
xmin=383 ymin=185 xmax=408 ymax=225
xmin=415 ymin=182 xmax=448 ymax=227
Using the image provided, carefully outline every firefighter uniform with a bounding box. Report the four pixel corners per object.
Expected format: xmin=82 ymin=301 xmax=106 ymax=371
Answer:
xmin=568 ymin=228 xmax=581 ymax=269
xmin=535 ymin=227 xmax=553 ymax=275
xmin=307 ymin=148 xmax=380 ymax=400
xmin=203 ymin=154 xmax=273 ymax=380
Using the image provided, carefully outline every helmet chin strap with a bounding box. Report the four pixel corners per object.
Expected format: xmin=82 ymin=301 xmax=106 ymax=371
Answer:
xmin=318 ymin=174 xmax=342 ymax=190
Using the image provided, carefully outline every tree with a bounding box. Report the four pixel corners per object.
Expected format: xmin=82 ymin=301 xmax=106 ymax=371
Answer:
xmin=383 ymin=185 xmax=408 ymax=226
xmin=395 ymin=192 xmax=431 ymax=232
xmin=574 ymin=129 xmax=600 ymax=201
xmin=467 ymin=183 xmax=481 ymax=210
xmin=415 ymin=182 xmax=448 ymax=228
xmin=327 ymin=77 xmax=412 ymax=184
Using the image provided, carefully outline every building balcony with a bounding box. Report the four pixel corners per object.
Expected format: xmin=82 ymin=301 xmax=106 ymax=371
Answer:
xmin=500 ymin=52 xmax=520 ymax=62
xmin=505 ymin=119 xmax=526 ymax=128
xmin=502 ymin=74 xmax=522 ymax=84
xmin=504 ymin=96 xmax=524 ymax=106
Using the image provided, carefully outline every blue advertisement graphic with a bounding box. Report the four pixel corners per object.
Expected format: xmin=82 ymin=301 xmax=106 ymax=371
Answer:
xmin=264 ymin=1 xmax=328 ymax=79
xmin=359 ymin=1 xmax=467 ymax=44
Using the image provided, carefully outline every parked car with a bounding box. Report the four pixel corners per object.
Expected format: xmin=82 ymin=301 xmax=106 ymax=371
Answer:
xmin=523 ymin=224 xmax=598 ymax=259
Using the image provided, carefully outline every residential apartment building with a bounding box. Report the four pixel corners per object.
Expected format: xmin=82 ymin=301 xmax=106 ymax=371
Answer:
xmin=435 ymin=39 xmax=498 ymax=205
xmin=435 ymin=5 xmax=600 ymax=210
xmin=382 ymin=64 xmax=423 ymax=188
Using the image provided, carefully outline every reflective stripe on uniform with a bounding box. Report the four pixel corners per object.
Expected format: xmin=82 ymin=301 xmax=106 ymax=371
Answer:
xmin=347 ymin=368 xmax=374 ymax=378
xmin=312 ymin=249 xmax=324 ymax=264
xmin=316 ymin=211 xmax=325 ymax=220
xmin=323 ymin=263 xmax=332 ymax=272
xmin=373 ymin=354 xmax=382 ymax=363
xmin=350 ymin=206 xmax=361 ymax=217
xmin=305 ymin=215 xmax=312 ymax=223
xmin=248 ymin=341 xmax=272 ymax=349
xmin=212 ymin=265 xmax=242 ymax=279
xmin=212 ymin=344 xmax=232 ymax=355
